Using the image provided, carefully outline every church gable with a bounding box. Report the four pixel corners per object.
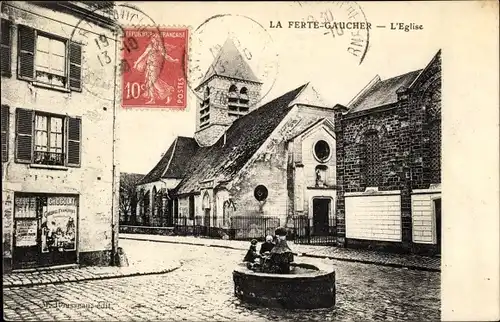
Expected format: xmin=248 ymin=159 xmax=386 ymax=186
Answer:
xmin=139 ymin=136 xmax=199 ymax=185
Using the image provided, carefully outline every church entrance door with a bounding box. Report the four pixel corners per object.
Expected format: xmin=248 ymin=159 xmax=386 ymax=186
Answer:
xmin=312 ymin=198 xmax=330 ymax=236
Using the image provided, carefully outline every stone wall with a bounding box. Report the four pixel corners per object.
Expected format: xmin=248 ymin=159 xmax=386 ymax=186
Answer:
xmin=335 ymin=51 xmax=442 ymax=253
xmin=194 ymin=76 xmax=262 ymax=147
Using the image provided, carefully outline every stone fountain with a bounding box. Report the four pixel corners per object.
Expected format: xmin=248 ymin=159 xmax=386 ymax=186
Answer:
xmin=233 ymin=227 xmax=336 ymax=309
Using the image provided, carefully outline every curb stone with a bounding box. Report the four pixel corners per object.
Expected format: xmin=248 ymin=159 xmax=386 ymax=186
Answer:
xmin=3 ymin=261 xmax=182 ymax=289
xmin=120 ymin=236 xmax=440 ymax=273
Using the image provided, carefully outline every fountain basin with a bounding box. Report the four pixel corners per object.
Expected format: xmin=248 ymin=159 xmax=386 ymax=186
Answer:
xmin=233 ymin=261 xmax=336 ymax=309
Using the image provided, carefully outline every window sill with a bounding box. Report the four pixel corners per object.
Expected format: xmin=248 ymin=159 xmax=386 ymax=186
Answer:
xmin=32 ymin=81 xmax=70 ymax=93
xmin=29 ymin=163 xmax=68 ymax=171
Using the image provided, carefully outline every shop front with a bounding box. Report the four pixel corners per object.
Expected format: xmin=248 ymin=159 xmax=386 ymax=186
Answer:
xmin=12 ymin=193 xmax=78 ymax=269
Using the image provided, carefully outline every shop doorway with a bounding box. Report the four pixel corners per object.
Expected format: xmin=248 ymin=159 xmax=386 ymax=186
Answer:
xmin=12 ymin=194 xmax=78 ymax=270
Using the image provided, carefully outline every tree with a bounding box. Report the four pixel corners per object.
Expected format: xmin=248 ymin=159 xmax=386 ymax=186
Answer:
xmin=119 ymin=172 xmax=145 ymax=225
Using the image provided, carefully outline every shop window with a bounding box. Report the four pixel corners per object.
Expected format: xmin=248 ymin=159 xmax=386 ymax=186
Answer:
xmin=15 ymin=109 xmax=81 ymax=167
xmin=254 ymin=185 xmax=268 ymax=201
xmin=13 ymin=194 xmax=78 ymax=269
xmin=314 ymin=140 xmax=331 ymax=162
xmin=363 ymin=131 xmax=381 ymax=187
xmin=17 ymin=25 xmax=82 ymax=91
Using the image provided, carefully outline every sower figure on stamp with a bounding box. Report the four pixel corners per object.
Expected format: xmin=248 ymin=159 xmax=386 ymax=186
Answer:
xmin=133 ymin=33 xmax=179 ymax=104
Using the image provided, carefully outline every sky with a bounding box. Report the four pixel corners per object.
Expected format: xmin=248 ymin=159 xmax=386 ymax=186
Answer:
xmin=115 ymin=1 xmax=444 ymax=174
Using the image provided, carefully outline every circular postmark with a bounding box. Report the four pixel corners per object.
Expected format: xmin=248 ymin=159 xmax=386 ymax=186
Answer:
xmin=185 ymin=14 xmax=279 ymax=107
xmin=70 ymin=3 xmax=167 ymax=102
xmin=295 ymin=1 xmax=370 ymax=65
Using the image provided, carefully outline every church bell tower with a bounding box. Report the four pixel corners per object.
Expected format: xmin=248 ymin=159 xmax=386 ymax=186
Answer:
xmin=194 ymin=38 xmax=262 ymax=147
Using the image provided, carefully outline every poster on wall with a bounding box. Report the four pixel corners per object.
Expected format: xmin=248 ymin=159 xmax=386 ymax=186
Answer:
xmin=14 ymin=196 xmax=37 ymax=218
xmin=15 ymin=220 xmax=38 ymax=247
xmin=41 ymin=196 xmax=77 ymax=253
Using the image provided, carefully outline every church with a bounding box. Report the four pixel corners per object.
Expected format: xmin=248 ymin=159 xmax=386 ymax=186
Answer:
xmin=135 ymin=39 xmax=338 ymax=238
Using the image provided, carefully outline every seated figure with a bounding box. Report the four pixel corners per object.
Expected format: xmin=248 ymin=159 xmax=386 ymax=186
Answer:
xmin=265 ymin=227 xmax=294 ymax=274
xmin=259 ymin=235 xmax=275 ymax=255
xmin=243 ymin=239 xmax=259 ymax=263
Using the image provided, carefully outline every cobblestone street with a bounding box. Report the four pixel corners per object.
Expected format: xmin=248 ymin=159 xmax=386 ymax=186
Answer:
xmin=3 ymin=239 xmax=440 ymax=321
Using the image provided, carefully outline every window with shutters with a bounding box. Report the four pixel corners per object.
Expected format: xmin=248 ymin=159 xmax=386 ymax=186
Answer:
xmin=34 ymin=114 xmax=64 ymax=166
xmin=35 ymin=35 xmax=67 ymax=87
xmin=1 ymin=19 xmax=12 ymax=77
xmin=17 ymin=25 xmax=82 ymax=91
xmin=15 ymin=109 xmax=81 ymax=168
xmin=363 ymin=131 xmax=381 ymax=187
xmin=1 ymin=105 xmax=9 ymax=162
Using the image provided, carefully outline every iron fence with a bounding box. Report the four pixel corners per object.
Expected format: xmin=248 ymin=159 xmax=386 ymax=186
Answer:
xmin=172 ymin=215 xmax=281 ymax=241
xmin=290 ymin=215 xmax=337 ymax=245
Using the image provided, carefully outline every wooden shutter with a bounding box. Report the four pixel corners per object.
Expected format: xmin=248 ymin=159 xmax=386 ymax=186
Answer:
xmin=67 ymin=117 xmax=81 ymax=167
xmin=17 ymin=25 xmax=35 ymax=80
xmin=15 ymin=108 xmax=34 ymax=163
xmin=69 ymin=42 xmax=82 ymax=91
xmin=1 ymin=19 xmax=12 ymax=77
xmin=1 ymin=105 xmax=9 ymax=162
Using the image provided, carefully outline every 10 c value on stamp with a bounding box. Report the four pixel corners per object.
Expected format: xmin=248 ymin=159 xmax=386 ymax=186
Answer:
xmin=121 ymin=27 xmax=189 ymax=109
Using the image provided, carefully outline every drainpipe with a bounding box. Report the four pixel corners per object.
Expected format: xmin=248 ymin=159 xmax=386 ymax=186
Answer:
xmin=110 ymin=27 xmax=119 ymax=266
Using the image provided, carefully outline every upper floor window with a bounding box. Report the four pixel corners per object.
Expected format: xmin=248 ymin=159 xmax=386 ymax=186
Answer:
xmin=15 ymin=108 xmax=81 ymax=168
xmin=363 ymin=131 xmax=381 ymax=187
xmin=17 ymin=25 xmax=82 ymax=91
xmin=34 ymin=114 xmax=64 ymax=166
xmin=35 ymin=35 xmax=66 ymax=87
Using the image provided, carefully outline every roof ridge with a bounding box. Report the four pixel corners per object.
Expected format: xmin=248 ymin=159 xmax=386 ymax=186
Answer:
xmin=159 ymin=137 xmax=178 ymax=179
xmin=198 ymin=38 xmax=260 ymax=87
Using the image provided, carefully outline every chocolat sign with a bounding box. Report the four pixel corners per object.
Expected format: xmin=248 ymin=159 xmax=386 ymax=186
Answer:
xmin=42 ymin=197 xmax=77 ymax=253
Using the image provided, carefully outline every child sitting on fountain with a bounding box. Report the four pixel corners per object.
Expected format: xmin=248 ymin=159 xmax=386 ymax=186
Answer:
xmin=243 ymin=239 xmax=260 ymax=263
xmin=259 ymin=235 xmax=275 ymax=255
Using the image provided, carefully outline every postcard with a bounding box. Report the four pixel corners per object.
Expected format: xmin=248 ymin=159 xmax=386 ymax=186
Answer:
xmin=1 ymin=1 xmax=498 ymax=321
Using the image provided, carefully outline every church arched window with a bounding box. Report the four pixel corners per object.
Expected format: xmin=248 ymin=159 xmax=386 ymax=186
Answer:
xmin=362 ymin=131 xmax=381 ymax=187
xmin=239 ymin=87 xmax=249 ymax=104
xmin=229 ymin=84 xmax=238 ymax=93
xmin=228 ymin=84 xmax=238 ymax=103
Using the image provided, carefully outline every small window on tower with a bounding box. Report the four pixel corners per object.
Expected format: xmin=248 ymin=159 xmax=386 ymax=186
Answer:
xmin=228 ymin=84 xmax=238 ymax=103
xmin=239 ymin=87 xmax=249 ymax=105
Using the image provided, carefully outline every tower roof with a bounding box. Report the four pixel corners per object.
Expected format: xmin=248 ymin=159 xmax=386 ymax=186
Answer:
xmin=198 ymin=38 xmax=261 ymax=87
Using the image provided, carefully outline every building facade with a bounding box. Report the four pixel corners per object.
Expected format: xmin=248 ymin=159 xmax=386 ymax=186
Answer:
xmin=1 ymin=1 xmax=119 ymax=271
xmin=334 ymin=50 xmax=442 ymax=255
xmin=136 ymin=38 xmax=338 ymax=239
